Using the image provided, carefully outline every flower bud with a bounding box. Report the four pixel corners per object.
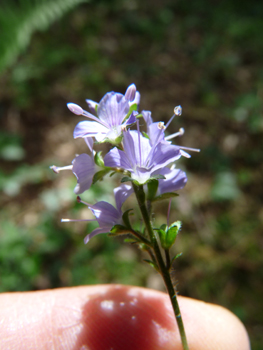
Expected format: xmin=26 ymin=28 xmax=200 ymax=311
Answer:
xmin=67 ymin=103 xmax=83 ymax=115
xmin=125 ymin=84 xmax=136 ymax=101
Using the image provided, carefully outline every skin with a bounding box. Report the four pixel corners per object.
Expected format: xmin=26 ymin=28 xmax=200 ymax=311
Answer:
xmin=0 ymin=285 xmax=250 ymax=350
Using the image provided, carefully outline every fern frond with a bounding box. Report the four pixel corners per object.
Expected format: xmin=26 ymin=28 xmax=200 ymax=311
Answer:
xmin=0 ymin=0 xmax=89 ymax=73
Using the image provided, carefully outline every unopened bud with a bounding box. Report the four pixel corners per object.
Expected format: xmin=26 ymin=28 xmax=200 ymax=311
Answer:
xmin=67 ymin=103 xmax=83 ymax=115
xmin=125 ymin=84 xmax=136 ymax=102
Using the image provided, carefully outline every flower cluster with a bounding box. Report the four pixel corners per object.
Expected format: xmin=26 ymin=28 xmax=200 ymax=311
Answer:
xmin=51 ymin=84 xmax=198 ymax=243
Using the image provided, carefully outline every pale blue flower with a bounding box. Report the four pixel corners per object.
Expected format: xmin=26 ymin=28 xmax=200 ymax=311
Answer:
xmin=104 ymin=129 xmax=182 ymax=184
xmin=68 ymin=84 xmax=140 ymax=144
xmin=154 ymin=166 xmax=187 ymax=195
xmin=51 ymin=153 xmax=96 ymax=195
xmin=84 ymin=184 xmax=133 ymax=243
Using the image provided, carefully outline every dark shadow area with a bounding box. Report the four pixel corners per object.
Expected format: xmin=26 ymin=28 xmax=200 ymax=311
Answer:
xmin=74 ymin=285 xmax=175 ymax=350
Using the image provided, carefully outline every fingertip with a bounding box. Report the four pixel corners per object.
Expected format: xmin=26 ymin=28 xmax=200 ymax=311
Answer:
xmin=0 ymin=285 xmax=250 ymax=350
xmin=176 ymin=296 xmax=251 ymax=350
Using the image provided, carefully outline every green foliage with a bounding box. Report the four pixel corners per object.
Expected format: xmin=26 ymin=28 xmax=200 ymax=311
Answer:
xmin=109 ymin=224 xmax=130 ymax=236
xmin=151 ymin=192 xmax=178 ymax=202
xmin=0 ymin=132 xmax=25 ymax=161
xmin=0 ymin=0 xmax=89 ymax=73
xmin=211 ymin=172 xmax=241 ymax=201
xmin=157 ymin=221 xmax=181 ymax=250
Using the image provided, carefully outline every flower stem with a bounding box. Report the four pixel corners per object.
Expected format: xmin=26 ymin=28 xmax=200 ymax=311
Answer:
xmin=132 ymin=183 xmax=189 ymax=350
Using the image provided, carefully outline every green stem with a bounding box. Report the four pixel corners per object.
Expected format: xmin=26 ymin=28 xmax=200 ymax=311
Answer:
xmin=165 ymin=248 xmax=171 ymax=270
xmin=129 ymin=228 xmax=152 ymax=247
xmin=133 ymin=183 xmax=189 ymax=350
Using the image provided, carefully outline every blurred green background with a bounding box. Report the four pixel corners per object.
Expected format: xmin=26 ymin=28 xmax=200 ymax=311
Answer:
xmin=0 ymin=0 xmax=262 ymax=348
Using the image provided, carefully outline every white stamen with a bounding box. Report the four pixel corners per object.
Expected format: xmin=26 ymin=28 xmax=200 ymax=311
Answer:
xmin=165 ymin=128 xmax=184 ymax=141
xmin=61 ymin=218 xmax=96 ymax=222
xmin=50 ymin=165 xmax=73 ymax=174
xmin=180 ymin=150 xmax=191 ymax=158
xmin=179 ymin=146 xmax=200 ymax=152
xmin=67 ymin=103 xmax=83 ymax=115
xmin=174 ymin=105 xmax=182 ymax=116
xmin=165 ymin=106 xmax=183 ymax=130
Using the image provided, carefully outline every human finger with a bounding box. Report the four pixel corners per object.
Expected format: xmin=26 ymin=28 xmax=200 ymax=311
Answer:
xmin=0 ymin=285 xmax=250 ymax=350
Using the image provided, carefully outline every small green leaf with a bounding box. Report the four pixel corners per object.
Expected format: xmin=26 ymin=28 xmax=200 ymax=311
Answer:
xmin=124 ymin=103 xmax=138 ymax=121
xmin=142 ymin=131 xmax=150 ymax=140
xmin=122 ymin=209 xmax=133 ymax=228
xmin=147 ymin=179 xmax=158 ymax=200
xmin=152 ymin=192 xmax=179 ymax=202
xmin=94 ymin=151 xmax=104 ymax=167
xmin=109 ymin=224 xmax=131 ymax=236
xmin=159 ymin=224 xmax=167 ymax=231
xmin=150 ymin=174 xmax=166 ymax=180
xmin=92 ymin=169 xmax=110 ymax=184
xmin=121 ymin=176 xmax=133 ymax=183
xmin=157 ymin=229 xmax=166 ymax=246
xmin=143 ymin=259 xmax=159 ymax=271
xmin=165 ymin=221 xmax=181 ymax=249
xmin=171 ymin=252 xmax=183 ymax=265
xmin=156 ymin=221 xmax=181 ymax=250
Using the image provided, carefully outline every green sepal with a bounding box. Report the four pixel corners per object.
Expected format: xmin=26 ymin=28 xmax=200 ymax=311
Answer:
xmin=126 ymin=103 xmax=138 ymax=119
xmin=94 ymin=151 xmax=105 ymax=167
xmin=92 ymin=169 xmax=111 ymax=184
xmin=150 ymin=174 xmax=166 ymax=180
xmin=165 ymin=221 xmax=181 ymax=249
xmin=142 ymin=131 xmax=150 ymax=140
xmin=122 ymin=103 xmax=138 ymax=124
xmin=122 ymin=209 xmax=133 ymax=228
xmin=157 ymin=228 xmax=166 ymax=245
xmin=147 ymin=179 xmax=158 ymax=201
xmin=151 ymin=192 xmax=179 ymax=202
xmin=121 ymin=176 xmax=134 ymax=183
xmin=98 ymin=135 xmax=123 ymax=146
xmin=156 ymin=221 xmax=181 ymax=250
xmin=109 ymin=224 xmax=131 ymax=236
xmin=143 ymin=259 xmax=159 ymax=272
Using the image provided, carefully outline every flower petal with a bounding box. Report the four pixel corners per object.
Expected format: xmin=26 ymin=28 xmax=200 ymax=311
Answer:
xmin=114 ymin=184 xmax=133 ymax=212
xmin=72 ymin=153 xmax=95 ymax=194
xmin=156 ymin=168 xmax=187 ymax=194
xmin=123 ymin=111 xmax=137 ymax=127
xmin=123 ymin=130 xmax=152 ymax=168
xmin=84 ymin=227 xmax=111 ymax=244
xmin=89 ymin=201 xmax=120 ymax=226
xmin=73 ymin=121 xmax=108 ymax=139
xmin=148 ymin=142 xmax=181 ymax=173
xmin=133 ymin=91 xmax=140 ymax=106
xmin=98 ymin=92 xmax=130 ymax=127
xmin=84 ymin=137 xmax=94 ymax=152
xmin=85 ymin=99 xmax=98 ymax=114
xmin=104 ymin=147 xmax=133 ymax=171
